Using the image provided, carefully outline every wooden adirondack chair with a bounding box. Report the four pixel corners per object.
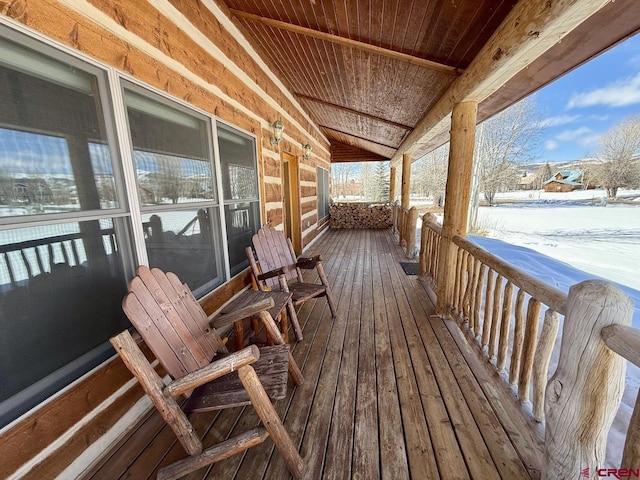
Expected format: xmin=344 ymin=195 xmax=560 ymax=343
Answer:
xmin=110 ymin=266 xmax=304 ymax=480
xmin=245 ymin=226 xmax=338 ymax=341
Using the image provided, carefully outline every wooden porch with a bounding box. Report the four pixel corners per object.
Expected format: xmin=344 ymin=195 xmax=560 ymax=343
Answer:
xmin=83 ymin=228 xmax=542 ymax=480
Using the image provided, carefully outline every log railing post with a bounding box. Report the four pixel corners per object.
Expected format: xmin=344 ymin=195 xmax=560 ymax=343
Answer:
xmin=401 ymin=153 xmax=411 ymax=211
xmin=543 ymin=280 xmax=633 ymax=480
xmin=406 ymin=207 xmax=419 ymax=258
xmin=389 ymin=166 xmax=397 ymax=204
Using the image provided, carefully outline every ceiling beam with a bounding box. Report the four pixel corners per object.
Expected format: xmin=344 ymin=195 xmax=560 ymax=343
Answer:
xmin=294 ymin=93 xmax=413 ymax=130
xmin=320 ymin=125 xmax=400 ymax=151
xmin=230 ymin=9 xmax=461 ymax=76
xmin=391 ymin=0 xmax=612 ymax=166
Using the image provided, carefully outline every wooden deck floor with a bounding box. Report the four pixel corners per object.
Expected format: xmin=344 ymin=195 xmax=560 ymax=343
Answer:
xmin=83 ymin=228 xmax=542 ymax=480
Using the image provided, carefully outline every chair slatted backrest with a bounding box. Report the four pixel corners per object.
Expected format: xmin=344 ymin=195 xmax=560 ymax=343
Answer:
xmin=122 ymin=265 xmax=226 ymax=380
xmin=252 ymin=226 xmax=298 ymax=288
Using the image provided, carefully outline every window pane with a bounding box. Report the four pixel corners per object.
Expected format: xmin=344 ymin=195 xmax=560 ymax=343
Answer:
xmin=125 ymin=89 xmax=214 ymax=206
xmin=0 ymin=219 xmax=130 ymax=417
xmin=318 ymin=167 xmax=329 ymax=219
xmin=0 ymin=38 xmax=119 ymax=217
xmin=224 ymin=201 xmax=260 ymax=276
xmin=142 ymin=209 xmax=223 ymax=295
xmin=218 ymin=123 xmax=258 ymax=201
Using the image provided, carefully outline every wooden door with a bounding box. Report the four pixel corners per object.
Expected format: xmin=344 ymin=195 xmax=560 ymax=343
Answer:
xmin=281 ymin=151 xmax=302 ymax=254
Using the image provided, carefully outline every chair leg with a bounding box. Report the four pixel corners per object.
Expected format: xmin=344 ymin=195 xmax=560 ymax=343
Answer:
xmin=279 ymin=310 xmax=290 ymax=344
xmin=234 ymin=321 xmax=245 ymax=351
xmin=238 ymin=365 xmax=304 ymax=478
xmin=316 ymin=261 xmax=338 ymax=319
xmin=256 ymin=311 xmax=304 ymax=386
xmin=286 ymin=298 xmax=304 ymax=341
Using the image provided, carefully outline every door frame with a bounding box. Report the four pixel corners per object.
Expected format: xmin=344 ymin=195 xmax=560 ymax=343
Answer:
xmin=281 ymin=151 xmax=302 ymax=254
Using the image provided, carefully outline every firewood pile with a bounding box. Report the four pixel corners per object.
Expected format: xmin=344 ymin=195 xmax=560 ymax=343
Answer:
xmin=329 ymin=202 xmax=393 ymax=229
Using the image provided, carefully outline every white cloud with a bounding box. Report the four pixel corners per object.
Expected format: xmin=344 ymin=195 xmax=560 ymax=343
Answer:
xmin=567 ymin=73 xmax=640 ymax=108
xmin=555 ymin=127 xmax=594 ymax=141
xmin=536 ymin=114 xmax=580 ymax=128
xmin=545 ymin=140 xmax=559 ymax=151
xmin=628 ymin=54 xmax=640 ymax=69
xmin=577 ymin=133 xmax=600 ymax=148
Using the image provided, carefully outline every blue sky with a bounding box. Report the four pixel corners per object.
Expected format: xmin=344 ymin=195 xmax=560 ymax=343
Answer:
xmin=534 ymin=32 xmax=640 ymax=163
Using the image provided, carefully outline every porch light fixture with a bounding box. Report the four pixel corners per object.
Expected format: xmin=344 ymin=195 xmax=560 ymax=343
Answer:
xmin=270 ymin=119 xmax=284 ymax=146
xmin=302 ymin=143 xmax=312 ymax=160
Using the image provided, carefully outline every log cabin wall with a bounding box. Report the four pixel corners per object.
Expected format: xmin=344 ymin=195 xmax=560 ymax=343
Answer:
xmin=0 ymin=1 xmax=330 ymax=477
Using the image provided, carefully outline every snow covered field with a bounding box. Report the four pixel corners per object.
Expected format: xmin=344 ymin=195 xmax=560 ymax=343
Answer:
xmin=471 ymin=189 xmax=640 ymax=467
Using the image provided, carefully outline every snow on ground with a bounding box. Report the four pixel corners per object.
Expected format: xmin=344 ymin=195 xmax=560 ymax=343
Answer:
xmin=470 ymin=189 xmax=640 ymax=467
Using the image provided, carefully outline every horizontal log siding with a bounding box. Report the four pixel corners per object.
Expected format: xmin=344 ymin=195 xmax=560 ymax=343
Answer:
xmin=0 ymin=0 xmax=329 ymax=476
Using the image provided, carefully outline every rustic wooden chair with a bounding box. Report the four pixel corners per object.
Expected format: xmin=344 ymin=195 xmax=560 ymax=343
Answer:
xmin=110 ymin=266 xmax=304 ymax=480
xmin=245 ymin=226 xmax=338 ymax=341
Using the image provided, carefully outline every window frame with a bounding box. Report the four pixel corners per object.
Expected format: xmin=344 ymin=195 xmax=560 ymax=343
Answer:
xmin=0 ymin=22 xmax=138 ymax=426
xmin=317 ymin=166 xmax=330 ymax=221
xmin=0 ymin=24 xmax=129 ymax=230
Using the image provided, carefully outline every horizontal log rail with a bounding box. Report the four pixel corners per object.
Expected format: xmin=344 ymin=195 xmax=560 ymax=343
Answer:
xmin=416 ymin=216 xmax=639 ymax=477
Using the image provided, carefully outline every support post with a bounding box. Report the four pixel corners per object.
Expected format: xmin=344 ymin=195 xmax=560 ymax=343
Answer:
xmin=436 ymin=102 xmax=477 ymax=315
xmin=389 ymin=166 xmax=396 ymax=204
xmin=543 ymin=280 xmax=633 ymax=480
xmin=401 ymin=153 xmax=411 ymax=210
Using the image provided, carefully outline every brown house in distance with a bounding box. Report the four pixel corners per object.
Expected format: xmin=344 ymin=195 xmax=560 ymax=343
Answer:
xmin=542 ymin=170 xmax=583 ymax=193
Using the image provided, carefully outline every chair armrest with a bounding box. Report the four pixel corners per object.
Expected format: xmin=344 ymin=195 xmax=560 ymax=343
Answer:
xmin=257 ymin=267 xmax=286 ymax=281
xmin=297 ymin=255 xmax=322 ymax=269
xmin=211 ymin=297 xmax=275 ymax=328
xmin=164 ymin=345 xmax=260 ymax=397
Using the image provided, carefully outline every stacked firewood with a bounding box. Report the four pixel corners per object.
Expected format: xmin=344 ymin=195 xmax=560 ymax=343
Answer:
xmin=329 ymin=203 xmax=393 ymax=229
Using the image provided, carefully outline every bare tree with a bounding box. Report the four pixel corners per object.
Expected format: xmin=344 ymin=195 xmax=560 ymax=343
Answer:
xmin=331 ymin=163 xmax=353 ymax=199
xmin=533 ymin=162 xmax=553 ymax=190
xmin=413 ymin=146 xmax=448 ymax=205
xmin=594 ymin=115 xmax=640 ymax=198
xmin=473 ymin=96 xmax=545 ymax=207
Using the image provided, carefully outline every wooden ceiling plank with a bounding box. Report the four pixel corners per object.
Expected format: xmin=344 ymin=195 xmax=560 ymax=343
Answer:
xmin=293 ymin=94 xmax=412 ymax=131
xmin=320 ymin=125 xmax=400 ymax=150
xmin=230 ymin=8 xmax=461 ymax=75
xmin=392 ymin=0 xmax=613 ymax=166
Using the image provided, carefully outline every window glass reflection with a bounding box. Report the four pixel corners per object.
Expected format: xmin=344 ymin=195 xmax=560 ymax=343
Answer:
xmin=224 ymin=202 xmax=260 ymax=276
xmin=0 ymin=219 xmax=129 ymax=404
xmin=218 ymin=124 xmax=258 ymax=201
xmin=125 ymin=89 xmax=214 ymax=205
xmin=142 ymin=209 xmax=223 ymax=295
xmin=0 ymin=36 xmax=119 ymax=217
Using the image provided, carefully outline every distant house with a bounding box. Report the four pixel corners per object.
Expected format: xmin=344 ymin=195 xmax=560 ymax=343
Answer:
xmin=542 ymin=170 xmax=583 ymax=192
xmin=517 ymin=172 xmax=537 ymax=190
xmin=0 ymin=178 xmax=54 ymax=205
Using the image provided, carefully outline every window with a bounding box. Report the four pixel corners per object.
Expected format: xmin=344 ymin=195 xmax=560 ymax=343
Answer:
xmin=217 ymin=122 xmax=260 ymax=276
xmin=0 ymin=25 xmax=263 ymax=428
xmin=317 ymin=167 xmax=329 ymax=220
xmin=124 ymin=86 xmax=225 ymax=296
xmin=0 ymin=30 xmax=132 ymax=425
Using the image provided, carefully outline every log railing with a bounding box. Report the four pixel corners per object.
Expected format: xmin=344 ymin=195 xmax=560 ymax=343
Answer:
xmin=418 ymin=216 xmax=638 ymax=478
xmin=392 ymin=202 xmax=418 ymax=258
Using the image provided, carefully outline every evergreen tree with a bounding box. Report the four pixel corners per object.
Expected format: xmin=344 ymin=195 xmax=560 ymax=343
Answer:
xmin=374 ymin=162 xmax=390 ymax=202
